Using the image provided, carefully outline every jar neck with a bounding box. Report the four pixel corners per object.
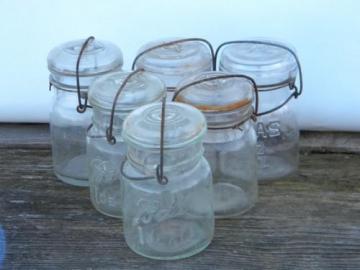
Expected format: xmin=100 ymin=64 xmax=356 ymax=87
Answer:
xmin=50 ymin=68 xmax=122 ymax=90
xmin=258 ymin=86 xmax=291 ymax=112
xmin=53 ymin=87 xmax=88 ymax=110
xmin=92 ymin=108 xmax=127 ymax=134
xmin=126 ymin=141 xmax=204 ymax=176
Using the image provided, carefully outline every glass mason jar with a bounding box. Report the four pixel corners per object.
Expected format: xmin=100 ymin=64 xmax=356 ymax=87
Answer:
xmin=87 ymin=70 xmax=166 ymax=218
xmin=47 ymin=37 xmax=123 ymax=186
xmin=174 ymin=71 xmax=258 ymax=218
xmin=132 ymin=38 xmax=214 ymax=100
xmin=218 ymin=40 xmax=303 ymax=181
xmin=121 ymin=102 xmax=214 ymax=260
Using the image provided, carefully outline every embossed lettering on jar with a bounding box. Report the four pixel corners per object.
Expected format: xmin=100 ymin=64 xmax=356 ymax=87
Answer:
xmin=47 ymin=38 xmax=123 ymax=186
xmin=87 ymin=71 xmax=166 ymax=218
xmin=218 ymin=40 xmax=302 ymax=181
xmin=121 ymin=103 xmax=214 ymax=260
xmin=175 ymin=71 xmax=258 ymax=217
xmin=133 ymin=38 xmax=213 ymax=99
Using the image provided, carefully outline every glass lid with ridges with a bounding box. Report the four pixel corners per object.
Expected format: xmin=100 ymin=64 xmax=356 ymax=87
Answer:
xmin=122 ymin=102 xmax=207 ymax=149
xmin=133 ymin=38 xmax=213 ymax=76
xmin=218 ymin=40 xmax=298 ymax=87
xmin=174 ymin=71 xmax=256 ymax=128
xmin=47 ymin=38 xmax=123 ymax=76
xmin=88 ymin=71 xmax=166 ymax=112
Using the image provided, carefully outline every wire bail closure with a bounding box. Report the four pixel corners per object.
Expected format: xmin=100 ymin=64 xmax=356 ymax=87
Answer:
xmin=172 ymin=74 xmax=259 ymax=129
xmin=119 ymin=96 xmax=169 ymax=186
xmin=215 ymin=40 xmax=303 ymax=116
xmin=106 ymin=69 xmax=145 ymax=145
xmin=76 ymin=36 xmax=95 ymax=113
xmin=131 ymin=38 xmax=216 ymax=71
xmin=156 ymin=96 xmax=169 ymax=185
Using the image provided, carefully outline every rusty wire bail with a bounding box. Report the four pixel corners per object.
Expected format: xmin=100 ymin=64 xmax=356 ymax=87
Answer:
xmin=215 ymin=40 xmax=303 ymax=116
xmin=131 ymin=38 xmax=216 ymax=71
xmin=106 ymin=69 xmax=145 ymax=145
xmin=119 ymin=96 xmax=169 ymax=185
xmin=172 ymin=74 xmax=259 ymax=129
xmin=75 ymin=36 xmax=96 ymax=113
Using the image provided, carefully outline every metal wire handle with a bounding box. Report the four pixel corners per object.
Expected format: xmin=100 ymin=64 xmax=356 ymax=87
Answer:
xmin=172 ymin=74 xmax=259 ymax=125
xmin=106 ymin=69 xmax=145 ymax=145
xmin=156 ymin=96 xmax=168 ymax=185
xmin=215 ymin=40 xmax=303 ymax=116
xmin=119 ymin=96 xmax=169 ymax=185
xmin=131 ymin=38 xmax=216 ymax=71
xmin=75 ymin=36 xmax=95 ymax=113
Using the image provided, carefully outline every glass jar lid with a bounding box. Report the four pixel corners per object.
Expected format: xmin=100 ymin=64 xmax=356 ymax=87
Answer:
xmin=47 ymin=38 xmax=123 ymax=91
xmin=48 ymin=38 xmax=123 ymax=76
xmin=174 ymin=71 xmax=255 ymax=128
xmin=219 ymin=40 xmax=298 ymax=87
xmin=88 ymin=71 xmax=166 ymax=112
xmin=122 ymin=102 xmax=207 ymax=149
xmin=133 ymin=38 xmax=213 ymax=85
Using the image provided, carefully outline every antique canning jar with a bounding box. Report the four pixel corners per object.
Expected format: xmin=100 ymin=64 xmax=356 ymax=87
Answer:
xmin=174 ymin=72 xmax=258 ymax=217
xmin=132 ymin=38 xmax=214 ymax=99
xmin=121 ymin=102 xmax=214 ymax=260
xmin=47 ymin=37 xmax=123 ymax=186
xmin=87 ymin=70 xmax=166 ymax=218
xmin=218 ymin=40 xmax=303 ymax=181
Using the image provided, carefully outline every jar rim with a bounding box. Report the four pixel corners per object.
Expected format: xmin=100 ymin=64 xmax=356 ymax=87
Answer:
xmin=175 ymin=95 xmax=252 ymax=113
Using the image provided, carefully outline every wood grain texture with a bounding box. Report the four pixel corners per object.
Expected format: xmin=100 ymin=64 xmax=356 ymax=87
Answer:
xmin=1 ymin=124 xmax=360 ymax=153
xmin=300 ymin=131 xmax=360 ymax=153
xmin=0 ymin=148 xmax=359 ymax=269
xmin=0 ymin=124 xmax=50 ymax=149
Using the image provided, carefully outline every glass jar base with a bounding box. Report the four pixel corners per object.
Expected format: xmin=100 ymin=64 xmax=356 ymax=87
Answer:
xmin=54 ymin=172 xmax=89 ymax=187
xmin=127 ymin=237 xmax=212 ymax=261
xmin=257 ymin=155 xmax=297 ymax=182
xmin=53 ymin=154 xmax=88 ymax=186
xmin=215 ymin=203 xmax=255 ymax=219
xmin=125 ymin=218 xmax=213 ymax=260
xmin=91 ymin=200 xmax=122 ymax=219
xmin=213 ymin=182 xmax=255 ymax=218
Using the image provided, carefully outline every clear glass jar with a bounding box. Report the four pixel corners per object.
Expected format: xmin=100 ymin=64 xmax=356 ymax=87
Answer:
xmin=121 ymin=102 xmax=214 ymax=260
xmin=47 ymin=38 xmax=123 ymax=186
xmin=87 ymin=71 xmax=166 ymax=218
xmin=133 ymin=38 xmax=213 ymax=99
xmin=175 ymin=71 xmax=258 ymax=218
xmin=218 ymin=40 xmax=302 ymax=181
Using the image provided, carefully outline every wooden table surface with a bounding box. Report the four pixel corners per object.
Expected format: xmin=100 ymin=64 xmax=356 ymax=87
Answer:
xmin=0 ymin=124 xmax=359 ymax=269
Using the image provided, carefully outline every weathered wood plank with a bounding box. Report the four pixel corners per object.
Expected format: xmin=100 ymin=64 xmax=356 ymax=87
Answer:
xmin=0 ymin=148 xmax=359 ymax=269
xmin=0 ymin=124 xmax=50 ymax=149
xmin=300 ymin=131 xmax=360 ymax=153
xmin=1 ymin=124 xmax=360 ymax=153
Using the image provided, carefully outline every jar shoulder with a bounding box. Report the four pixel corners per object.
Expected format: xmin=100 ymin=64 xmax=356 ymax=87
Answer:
xmin=257 ymin=104 xmax=298 ymax=126
xmin=50 ymin=106 xmax=92 ymax=127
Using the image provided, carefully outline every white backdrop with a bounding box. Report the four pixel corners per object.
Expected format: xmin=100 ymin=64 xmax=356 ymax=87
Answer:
xmin=0 ymin=0 xmax=359 ymax=131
